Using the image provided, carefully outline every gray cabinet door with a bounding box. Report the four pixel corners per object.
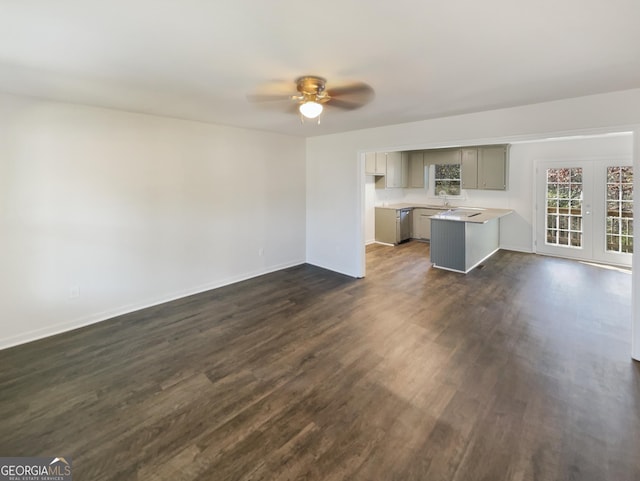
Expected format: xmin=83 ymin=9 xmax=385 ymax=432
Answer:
xmin=365 ymin=152 xmax=376 ymax=175
xmin=385 ymin=152 xmax=403 ymax=188
xmin=424 ymin=149 xmax=462 ymax=164
xmin=375 ymin=208 xmax=399 ymax=244
xmin=375 ymin=152 xmax=387 ymax=175
xmin=401 ymin=152 xmax=409 ymax=188
xmin=412 ymin=209 xmax=430 ymax=239
xmin=478 ymin=146 xmax=507 ymax=190
xmin=408 ymin=152 xmax=425 ymax=188
xmin=412 ymin=208 xmax=444 ymax=239
xmin=461 ymin=148 xmax=478 ymax=189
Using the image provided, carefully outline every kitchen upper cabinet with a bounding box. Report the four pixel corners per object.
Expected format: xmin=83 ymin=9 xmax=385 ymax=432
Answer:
xmin=461 ymin=148 xmax=478 ymax=189
xmin=375 ymin=152 xmax=387 ymax=175
xmin=365 ymin=152 xmax=376 ymax=175
xmin=479 ymin=146 xmax=508 ymax=190
xmin=423 ymin=149 xmax=462 ymax=165
xmin=401 ymin=152 xmax=410 ymax=188
xmin=374 ymin=150 xmax=424 ymax=189
xmin=365 ymin=152 xmax=387 ymax=175
xmin=372 ymin=145 xmax=508 ymax=190
xmin=375 ymin=151 xmax=408 ymax=189
xmin=460 ymin=145 xmax=508 ymax=190
xmin=385 ymin=152 xmax=403 ymax=188
xmin=408 ymin=151 xmax=425 ymax=188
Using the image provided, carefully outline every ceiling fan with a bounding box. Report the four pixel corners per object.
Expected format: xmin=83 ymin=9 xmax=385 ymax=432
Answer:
xmin=249 ymin=76 xmax=374 ymax=123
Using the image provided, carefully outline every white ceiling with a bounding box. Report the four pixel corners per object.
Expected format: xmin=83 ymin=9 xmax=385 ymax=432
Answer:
xmin=1 ymin=0 xmax=639 ymax=137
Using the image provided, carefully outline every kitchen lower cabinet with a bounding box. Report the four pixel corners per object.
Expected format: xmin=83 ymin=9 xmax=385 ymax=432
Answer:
xmin=375 ymin=208 xmax=399 ymax=244
xmin=430 ymin=217 xmax=500 ymax=273
xmin=412 ymin=208 xmax=445 ymax=240
xmin=375 ymin=207 xmax=411 ymax=244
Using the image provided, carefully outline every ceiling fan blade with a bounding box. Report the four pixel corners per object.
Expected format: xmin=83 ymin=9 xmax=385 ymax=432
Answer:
xmin=247 ymin=94 xmax=295 ymax=103
xmin=327 ymin=82 xmax=374 ymax=99
xmin=326 ymin=98 xmax=367 ymax=110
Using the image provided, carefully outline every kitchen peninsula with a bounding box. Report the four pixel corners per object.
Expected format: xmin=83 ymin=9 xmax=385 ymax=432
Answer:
xmin=430 ymin=207 xmax=512 ymax=273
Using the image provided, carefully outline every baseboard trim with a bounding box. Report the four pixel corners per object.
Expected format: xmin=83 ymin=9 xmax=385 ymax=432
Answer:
xmin=305 ymin=261 xmax=360 ymax=279
xmin=499 ymin=245 xmax=534 ymax=253
xmin=0 ymin=259 xmax=305 ymax=351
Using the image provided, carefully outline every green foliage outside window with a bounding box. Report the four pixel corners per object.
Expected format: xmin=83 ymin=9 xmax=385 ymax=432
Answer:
xmin=606 ymin=166 xmax=633 ymax=253
xmin=434 ymin=164 xmax=461 ymax=196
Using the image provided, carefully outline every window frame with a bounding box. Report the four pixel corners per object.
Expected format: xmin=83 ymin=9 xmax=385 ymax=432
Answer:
xmin=432 ymin=163 xmax=462 ymax=197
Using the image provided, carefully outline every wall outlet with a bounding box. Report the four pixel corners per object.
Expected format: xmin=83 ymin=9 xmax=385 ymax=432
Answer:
xmin=69 ymin=286 xmax=80 ymax=299
xmin=258 ymin=248 xmax=264 ymax=256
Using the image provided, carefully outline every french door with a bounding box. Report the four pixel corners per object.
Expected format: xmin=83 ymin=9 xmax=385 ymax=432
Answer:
xmin=536 ymin=159 xmax=633 ymax=267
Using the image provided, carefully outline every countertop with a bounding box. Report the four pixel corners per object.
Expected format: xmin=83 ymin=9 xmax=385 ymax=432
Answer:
xmin=430 ymin=207 xmax=512 ymax=224
xmin=375 ymin=203 xmax=450 ymax=210
xmin=374 ymin=203 xmax=512 ymax=224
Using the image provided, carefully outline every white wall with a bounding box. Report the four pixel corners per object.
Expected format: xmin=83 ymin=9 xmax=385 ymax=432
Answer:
xmin=364 ymin=175 xmax=376 ymax=244
xmin=306 ymin=89 xmax=640 ymax=359
xmin=0 ymin=93 xmax=306 ymax=349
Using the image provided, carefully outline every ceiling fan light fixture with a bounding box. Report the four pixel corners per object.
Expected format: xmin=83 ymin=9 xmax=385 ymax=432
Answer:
xmin=249 ymin=75 xmax=373 ymax=125
xmin=299 ymin=100 xmax=323 ymax=119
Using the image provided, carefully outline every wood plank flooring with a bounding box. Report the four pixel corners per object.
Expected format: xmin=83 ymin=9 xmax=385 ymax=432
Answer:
xmin=1 ymin=242 xmax=638 ymax=480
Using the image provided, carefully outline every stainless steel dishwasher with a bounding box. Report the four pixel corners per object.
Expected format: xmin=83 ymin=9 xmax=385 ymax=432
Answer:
xmin=399 ymin=208 xmax=411 ymax=242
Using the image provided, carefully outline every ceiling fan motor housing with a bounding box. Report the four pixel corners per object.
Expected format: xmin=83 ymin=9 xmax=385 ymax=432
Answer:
xmin=296 ymin=76 xmax=329 ymax=102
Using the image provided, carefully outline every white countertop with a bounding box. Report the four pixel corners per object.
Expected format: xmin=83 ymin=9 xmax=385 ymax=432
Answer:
xmin=430 ymin=207 xmax=512 ymax=224
xmin=375 ymin=203 xmax=449 ymax=210
xmin=375 ymin=203 xmax=512 ymax=222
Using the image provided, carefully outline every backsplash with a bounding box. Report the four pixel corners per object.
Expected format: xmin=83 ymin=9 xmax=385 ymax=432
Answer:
xmin=372 ymin=183 xmax=509 ymax=210
xmin=373 ymin=186 xmax=471 ymax=206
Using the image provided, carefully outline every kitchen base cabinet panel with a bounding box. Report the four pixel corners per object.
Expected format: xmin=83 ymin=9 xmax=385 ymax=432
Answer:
xmin=430 ymin=218 xmax=500 ymax=273
xmin=375 ymin=208 xmax=411 ymax=245
xmin=412 ymin=208 xmax=445 ymax=240
xmin=375 ymin=208 xmax=400 ymax=245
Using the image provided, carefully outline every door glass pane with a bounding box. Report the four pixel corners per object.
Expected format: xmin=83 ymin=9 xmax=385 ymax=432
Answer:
xmin=606 ymin=166 xmax=633 ymax=253
xmin=546 ymin=168 xmax=583 ymax=248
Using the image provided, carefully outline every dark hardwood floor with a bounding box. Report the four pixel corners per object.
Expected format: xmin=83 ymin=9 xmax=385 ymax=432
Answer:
xmin=1 ymin=242 xmax=638 ymax=480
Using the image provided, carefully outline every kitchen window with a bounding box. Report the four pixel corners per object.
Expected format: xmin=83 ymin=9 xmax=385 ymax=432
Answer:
xmin=434 ymin=163 xmax=461 ymax=196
